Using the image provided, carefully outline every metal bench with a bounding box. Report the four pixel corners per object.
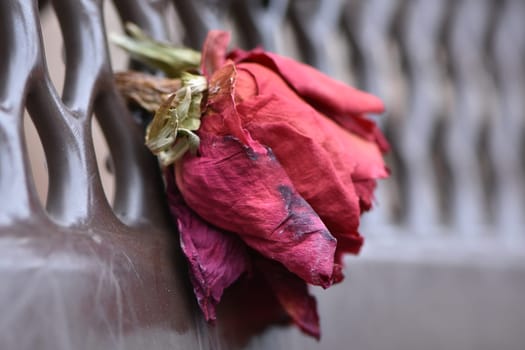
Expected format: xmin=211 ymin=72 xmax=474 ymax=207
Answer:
xmin=1 ymin=1 xmax=524 ymax=349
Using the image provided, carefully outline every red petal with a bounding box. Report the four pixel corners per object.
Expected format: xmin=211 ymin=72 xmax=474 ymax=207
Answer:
xmin=353 ymin=178 xmax=378 ymax=213
xmin=231 ymin=49 xmax=384 ymax=113
xmin=205 ymin=63 xmax=257 ymax=147
xmin=176 ymin=132 xmax=337 ymax=287
xmin=201 ymin=62 xmax=388 ymax=260
xmin=232 ymin=80 xmax=387 ymax=255
xmin=165 ymin=167 xmax=250 ymax=321
xmin=256 ymin=257 xmax=321 ymax=339
xmin=229 ymin=49 xmax=389 ymax=152
xmin=336 ymin=113 xmax=391 ymax=153
xmin=217 ymin=268 xmax=289 ymax=339
xmin=200 ymin=30 xmax=231 ymax=79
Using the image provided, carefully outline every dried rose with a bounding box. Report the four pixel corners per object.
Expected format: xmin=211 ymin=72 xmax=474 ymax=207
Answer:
xmin=172 ymin=31 xmax=389 ymax=338
xmin=114 ymin=28 xmax=389 ymax=339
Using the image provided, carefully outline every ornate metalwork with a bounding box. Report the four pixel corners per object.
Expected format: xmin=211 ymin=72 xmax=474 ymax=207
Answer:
xmin=1 ymin=1 xmax=524 ymax=349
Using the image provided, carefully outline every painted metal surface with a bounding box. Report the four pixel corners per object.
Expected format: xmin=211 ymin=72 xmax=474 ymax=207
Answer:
xmin=1 ymin=1 xmax=524 ymax=349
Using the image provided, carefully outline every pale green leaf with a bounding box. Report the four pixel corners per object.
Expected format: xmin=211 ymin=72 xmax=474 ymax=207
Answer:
xmin=110 ymin=23 xmax=201 ymax=77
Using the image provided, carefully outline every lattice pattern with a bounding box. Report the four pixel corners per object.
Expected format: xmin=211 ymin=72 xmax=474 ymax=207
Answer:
xmin=2 ymin=0 xmax=524 ymax=236
xmin=169 ymin=0 xmax=525 ymax=236
xmin=1 ymin=1 xmax=524 ymax=350
xmin=0 ymin=0 xmax=172 ymax=230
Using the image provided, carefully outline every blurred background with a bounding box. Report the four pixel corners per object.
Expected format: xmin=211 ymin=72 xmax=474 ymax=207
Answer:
xmin=30 ymin=1 xmax=525 ymax=349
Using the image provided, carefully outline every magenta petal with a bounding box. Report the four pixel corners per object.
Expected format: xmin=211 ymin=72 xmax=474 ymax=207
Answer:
xmin=176 ymin=132 xmax=337 ymax=287
xmin=256 ymin=258 xmax=321 ymax=339
xmin=165 ymin=167 xmax=250 ymax=321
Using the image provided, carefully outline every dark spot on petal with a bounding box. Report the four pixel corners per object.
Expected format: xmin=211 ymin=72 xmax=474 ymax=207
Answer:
xmin=276 ymin=185 xmax=335 ymax=242
xmin=245 ymin=147 xmax=259 ymax=161
xmin=265 ymin=146 xmax=277 ymax=162
xmin=223 ymin=135 xmax=240 ymax=143
xmin=278 ymin=185 xmax=309 ymax=216
xmin=222 ymin=135 xmax=259 ymax=161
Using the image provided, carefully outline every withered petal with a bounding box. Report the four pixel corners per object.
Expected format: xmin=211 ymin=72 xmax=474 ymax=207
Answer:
xmin=201 ymin=31 xmax=231 ymax=79
xmin=256 ymin=257 xmax=321 ymax=339
xmin=176 ymin=132 xmax=338 ymax=287
xmin=199 ymin=61 xmax=388 ymax=261
xmin=234 ymin=90 xmax=387 ymax=256
xmin=165 ymin=167 xmax=250 ymax=321
xmin=229 ymin=49 xmax=389 ymax=152
xmin=229 ymin=49 xmax=384 ymax=115
xmin=216 ymin=265 xmax=290 ymax=338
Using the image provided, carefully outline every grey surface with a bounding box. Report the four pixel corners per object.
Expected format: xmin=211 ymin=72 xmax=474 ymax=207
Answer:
xmin=1 ymin=0 xmax=524 ymax=349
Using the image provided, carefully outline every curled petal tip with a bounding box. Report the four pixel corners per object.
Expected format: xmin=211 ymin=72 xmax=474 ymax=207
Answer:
xmin=201 ymin=30 xmax=232 ymax=78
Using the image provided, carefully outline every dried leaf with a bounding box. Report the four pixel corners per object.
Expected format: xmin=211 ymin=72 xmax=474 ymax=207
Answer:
xmin=145 ymin=93 xmax=178 ymax=154
xmin=111 ymin=23 xmax=201 ymax=77
xmin=115 ymin=71 xmax=181 ymax=112
xmin=144 ymin=73 xmax=207 ymax=165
